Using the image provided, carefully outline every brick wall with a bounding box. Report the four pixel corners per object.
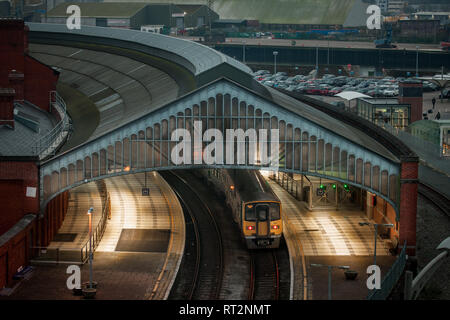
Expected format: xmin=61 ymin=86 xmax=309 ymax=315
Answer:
xmin=0 ymin=218 xmax=36 ymax=289
xmin=41 ymin=192 xmax=69 ymax=247
xmin=0 ymin=20 xmax=25 ymax=87
xmin=0 ymin=160 xmax=39 ymax=259
xmin=0 ymin=89 xmax=15 ymax=129
xmin=0 ymin=19 xmax=59 ymax=112
xmin=399 ymin=82 xmax=423 ymax=124
xmin=24 ymin=56 xmax=59 ymax=112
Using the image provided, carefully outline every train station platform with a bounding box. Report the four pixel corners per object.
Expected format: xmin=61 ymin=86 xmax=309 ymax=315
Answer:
xmin=265 ymin=177 xmax=396 ymax=300
xmin=5 ymin=172 xmax=184 ymax=300
xmin=46 ymin=182 xmax=103 ymax=254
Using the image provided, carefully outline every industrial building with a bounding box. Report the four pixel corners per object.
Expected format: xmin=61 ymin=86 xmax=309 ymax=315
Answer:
xmin=45 ymin=2 xmax=219 ymax=29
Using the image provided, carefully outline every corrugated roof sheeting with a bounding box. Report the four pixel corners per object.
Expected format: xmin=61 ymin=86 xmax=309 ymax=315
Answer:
xmin=27 ymin=23 xmax=252 ymax=76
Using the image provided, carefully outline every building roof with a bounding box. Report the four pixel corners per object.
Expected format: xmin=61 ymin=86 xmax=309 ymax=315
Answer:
xmin=335 ymin=91 xmax=370 ymax=101
xmin=358 ymin=98 xmax=402 ymax=105
xmin=105 ymin=0 xmax=362 ymax=25
xmin=47 ymin=2 xmax=148 ymax=18
xmin=213 ymin=19 xmax=247 ymax=24
xmin=414 ymin=12 xmax=450 ymax=16
xmin=0 ymin=101 xmax=57 ymax=156
xmin=27 ymin=22 xmax=252 ymax=77
xmin=174 ymin=4 xmax=203 ymax=15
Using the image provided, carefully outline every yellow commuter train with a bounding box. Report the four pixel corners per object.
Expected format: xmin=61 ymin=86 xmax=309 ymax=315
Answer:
xmin=205 ymin=169 xmax=282 ymax=249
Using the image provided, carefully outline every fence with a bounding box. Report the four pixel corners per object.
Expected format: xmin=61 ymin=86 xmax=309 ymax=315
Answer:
xmin=27 ymin=91 xmax=71 ymax=158
xmin=272 ymin=172 xmax=304 ymax=200
xmin=31 ymin=183 xmax=110 ymax=265
xmin=367 ymin=241 xmax=408 ymax=300
xmin=80 ymin=188 xmax=110 ymax=264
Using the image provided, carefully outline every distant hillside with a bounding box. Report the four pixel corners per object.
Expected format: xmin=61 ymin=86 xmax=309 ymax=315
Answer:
xmin=104 ymin=0 xmax=363 ymax=25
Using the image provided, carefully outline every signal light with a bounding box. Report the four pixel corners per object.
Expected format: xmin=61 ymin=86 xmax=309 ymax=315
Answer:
xmin=332 ymin=184 xmax=336 ymax=189
xmin=320 ymin=184 xmax=324 ymax=189
xmin=272 ymin=225 xmax=279 ymax=229
xmin=247 ymin=226 xmax=255 ymax=231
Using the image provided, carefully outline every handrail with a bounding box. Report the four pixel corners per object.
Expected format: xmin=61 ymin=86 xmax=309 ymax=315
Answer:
xmin=80 ymin=183 xmax=110 ymax=264
xmin=30 ymin=185 xmax=110 ymax=265
xmin=25 ymin=91 xmax=71 ymax=158
xmin=367 ymin=241 xmax=408 ymax=300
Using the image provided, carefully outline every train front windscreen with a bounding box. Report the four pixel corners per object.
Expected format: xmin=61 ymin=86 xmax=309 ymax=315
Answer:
xmin=245 ymin=203 xmax=280 ymax=222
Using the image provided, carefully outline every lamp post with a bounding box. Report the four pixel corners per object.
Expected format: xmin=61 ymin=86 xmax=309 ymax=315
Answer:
xmin=87 ymin=207 xmax=94 ymax=289
xmin=242 ymin=40 xmax=246 ymax=64
xmin=327 ymin=39 xmax=330 ymax=65
xmin=316 ymin=46 xmax=319 ymax=71
xmin=310 ymin=263 xmax=350 ymax=300
xmin=273 ymin=51 xmax=278 ymax=74
xmin=359 ymin=222 xmax=394 ymax=266
xmin=416 ymin=46 xmax=420 ymax=78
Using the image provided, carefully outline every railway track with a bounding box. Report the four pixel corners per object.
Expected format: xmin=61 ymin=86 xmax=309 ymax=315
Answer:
xmin=248 ymin=250 xmax=280 ymax=300
xmin=418 ymin=182 xmax=450 ymax=217
xmin=161 ymin=171 xmax=224 ymax=300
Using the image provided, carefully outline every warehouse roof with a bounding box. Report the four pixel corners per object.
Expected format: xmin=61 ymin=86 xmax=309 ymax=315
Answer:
xmin=174 ymin=4 xmax=203 ymax=15
xmin=47 ymin=2 xmax=148 ymax=18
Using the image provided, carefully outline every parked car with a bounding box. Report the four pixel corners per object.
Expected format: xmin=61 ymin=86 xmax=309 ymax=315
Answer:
xmin=439 ymin=89 xmax=450 ymax=99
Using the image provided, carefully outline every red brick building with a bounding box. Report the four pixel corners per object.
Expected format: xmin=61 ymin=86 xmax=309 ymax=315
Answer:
xmin=398 ymin=80 xmax=423 ymax=124
xmin=0 ymin=19 xmax=64 ymax=290
xmin=0 ymin=19 xmax=59 ymax=111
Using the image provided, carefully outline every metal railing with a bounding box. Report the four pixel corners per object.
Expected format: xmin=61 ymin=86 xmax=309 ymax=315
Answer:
xmin=367 ymin=241 xmax=407 ymax=300
xmin=272 ymin=172 xmax=303 ymax=200
xmin=26 ymin=91 xmax=71 ymax=158
xmin=31 ymin=247 xmax=86 ymax=265
xmin=80 ymin=187 xmax=110 ymax=264
xmin=31 ymin=184 xmax=110 ymax=265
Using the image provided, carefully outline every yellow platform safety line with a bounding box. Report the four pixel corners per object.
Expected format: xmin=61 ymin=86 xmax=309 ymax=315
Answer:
xmin=283 ymin=212 xmax=309 ymax=300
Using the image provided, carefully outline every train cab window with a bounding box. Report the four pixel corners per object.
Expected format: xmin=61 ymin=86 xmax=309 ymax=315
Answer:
xmin=245 ymin=204 xmax=256 ymax=221
xmin=257 ymin=206 xmax=268 ymax=222
xmin=269 ymin=203 xmax=280 ymax=221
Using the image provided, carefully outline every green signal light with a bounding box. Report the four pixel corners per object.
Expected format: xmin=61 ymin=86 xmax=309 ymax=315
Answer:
xmin=332 ymin=184 xmax=336 ymax=189
xmin=320 ymin=184 xmax=324 ymax=189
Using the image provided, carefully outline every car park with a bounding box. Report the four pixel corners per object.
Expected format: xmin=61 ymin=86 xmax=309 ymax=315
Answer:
xmin=253 ymin=70 xmax=439 ymax=99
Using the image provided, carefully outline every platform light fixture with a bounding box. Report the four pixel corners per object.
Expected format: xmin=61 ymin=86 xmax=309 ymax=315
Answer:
xmin=359 ymin=222 xmax=394 ymax=266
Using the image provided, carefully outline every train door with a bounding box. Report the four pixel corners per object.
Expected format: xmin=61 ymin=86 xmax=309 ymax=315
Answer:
xmin=255 ymin=204 xmax=270 ymax=237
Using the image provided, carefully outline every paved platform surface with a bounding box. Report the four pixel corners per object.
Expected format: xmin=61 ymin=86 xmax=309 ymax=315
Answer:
xmin=3 ymin=172 xmax=184 ymax=300
xmin=266 ymin=177 xmax=395 ymax=300
xmin=47 ymin=182 xmax=102 ymax=252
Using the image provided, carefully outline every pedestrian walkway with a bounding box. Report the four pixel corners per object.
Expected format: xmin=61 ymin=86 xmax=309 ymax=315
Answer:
xmin=268 ymin=179 xmax=391 ymax=257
